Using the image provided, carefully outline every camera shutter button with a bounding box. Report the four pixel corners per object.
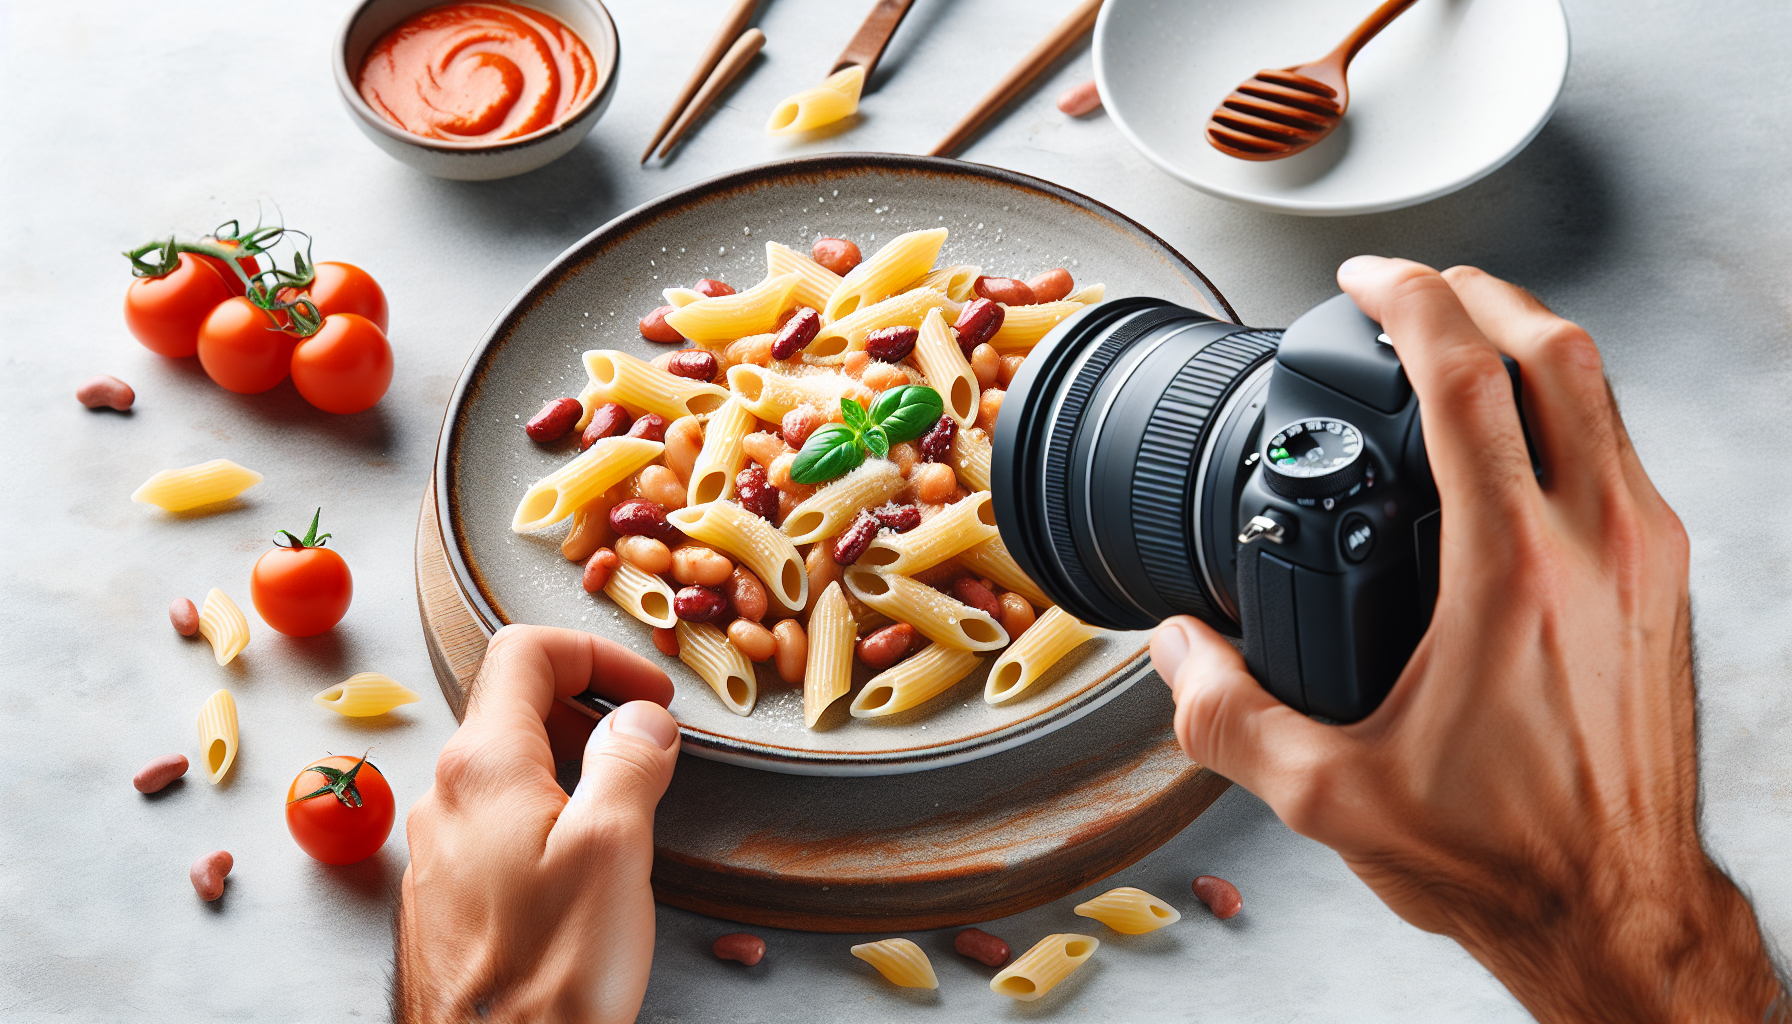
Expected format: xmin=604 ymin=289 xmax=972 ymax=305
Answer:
xmin=1340 ymin=513 xmax=1375 ymax=563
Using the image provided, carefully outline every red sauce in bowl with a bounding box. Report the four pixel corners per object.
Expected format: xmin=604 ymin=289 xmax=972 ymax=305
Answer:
xmin=357 ymin=2 xmax=597 ymax=143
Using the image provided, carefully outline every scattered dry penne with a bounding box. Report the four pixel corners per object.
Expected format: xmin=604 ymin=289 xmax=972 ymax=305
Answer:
xmin=850 ymin=938 xmax=938 ymax=989
xmin=313 ymin=673 xmax=421 ymax=717
xmin=197 ymin=588 xmax=249 ymax=666
xmin=196 ymin=689 xmax=239 ymax=784
xmin=1073 ymin=886 xmax=1182 ymax=934
xmin=132 ymin=459 xmax=262 ymax=511
xmin=990 ymin=934 xmax=1098 ymax=1001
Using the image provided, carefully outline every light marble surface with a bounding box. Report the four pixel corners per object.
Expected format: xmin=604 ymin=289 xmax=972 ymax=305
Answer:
xmin=2 ymin=0 xmax=1788 ymax=1021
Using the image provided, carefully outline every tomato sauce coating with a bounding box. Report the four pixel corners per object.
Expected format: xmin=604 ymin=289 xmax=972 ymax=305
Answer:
xmin=358 ymin=2 xmax=596 ymax=142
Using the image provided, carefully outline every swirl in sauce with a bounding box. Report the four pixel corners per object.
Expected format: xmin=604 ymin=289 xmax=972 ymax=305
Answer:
xmin=358 ymin=2 xmax=596 ymax=143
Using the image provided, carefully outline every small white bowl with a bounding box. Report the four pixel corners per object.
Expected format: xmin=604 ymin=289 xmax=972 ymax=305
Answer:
xmin=334 ymin=0 xmax=619 ymax=181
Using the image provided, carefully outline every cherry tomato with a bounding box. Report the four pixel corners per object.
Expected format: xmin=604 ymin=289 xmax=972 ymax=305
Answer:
xmin=285 ymin=754 xmax=394 ymax=866
xmin=290 ymin=313 xmax=393 ymax=415
xmin=123 ymin=253 xmax=235 ymax=358
xmin=197 ymin=296 xmax=298 ymax=393
xmin=193 ymin=239 xmax=261 ymax=298
xmin=281 ymin=262 xmax=389 ymax=333
xmin=251 ymin=510 xmax=352 ymax=636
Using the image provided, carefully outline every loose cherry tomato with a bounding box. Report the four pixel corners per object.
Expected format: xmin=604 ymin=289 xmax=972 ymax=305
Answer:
xmin=123 ymin=253 xmax=235 ymax=358
xmin=285 ymin=753 xmax=394 ymax=865
xmin=197 ymin=296 xmax=298 ymax=393
xmin=280 ymin=262 xmax=388 ymax=333
xmin=290 ymin=313 xmax=393 ymax=415
xmin=192 ymin=239 xmax=261 ymax=298
xmin=251 ymin=509 xmax=352 ymax=636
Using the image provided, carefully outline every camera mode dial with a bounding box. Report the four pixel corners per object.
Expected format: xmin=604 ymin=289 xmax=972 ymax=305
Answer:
xmin=1261 ymin=418 xmax=1368 ymax=501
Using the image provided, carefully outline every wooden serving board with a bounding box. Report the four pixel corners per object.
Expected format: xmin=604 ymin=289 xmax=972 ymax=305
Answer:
xmin=416 ymin=478 xmax=1230 ymax=932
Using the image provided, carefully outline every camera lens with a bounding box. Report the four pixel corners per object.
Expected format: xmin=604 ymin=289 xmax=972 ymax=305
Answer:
xmin=991 ymin=299 xmax=1281 ymax=633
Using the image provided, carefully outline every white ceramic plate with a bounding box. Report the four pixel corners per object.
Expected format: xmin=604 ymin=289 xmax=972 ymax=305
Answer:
xmin=1094 ymin=0 xmax=1570 ymax=216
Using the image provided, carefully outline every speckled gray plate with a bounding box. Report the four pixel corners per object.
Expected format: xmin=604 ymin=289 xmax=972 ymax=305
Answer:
xmin=436 ymin=153 xmax=1235 ymax=775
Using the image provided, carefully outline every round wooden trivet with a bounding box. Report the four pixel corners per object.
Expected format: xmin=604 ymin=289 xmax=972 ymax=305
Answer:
xmin=416 ymin=479 xmax=1230 ymax=932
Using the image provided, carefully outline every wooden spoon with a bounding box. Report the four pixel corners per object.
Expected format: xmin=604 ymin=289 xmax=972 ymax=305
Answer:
xmin=1205 ymin=0 xmax=1419 ymax=161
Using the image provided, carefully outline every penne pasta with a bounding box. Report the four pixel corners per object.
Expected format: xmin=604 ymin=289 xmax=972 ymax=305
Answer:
xmin=764 ymin=241 xmax=842 ymax=312
xmin=985 ymin=606 xmax=1102 ymax=704
xmin=583 ymin=349 xmax=729 ymax=421
xmin=807 ymin=287 xmax=957 ymax=361
xmin=850 ymin=643 xmax=983 ymax=718
xmin=950 ymin=426 xmax=992 ymax=491
xmin=850 ymin=938 xmax=938 ymax=989
xmin=197 ymin=588 xmax=249 ymax=666
xmin=991 ymin=301 xmax=1086 ymax=352
xmin=726 ymin=363 xmax=870 ymax=421
xmin=603 ymin=561 xmax=678 ymax=628
xmin=803 ymin=582 xmax=857 ymax=727
xmin=956 ymin=535 xmax=1053 ymax=610
xmin=196 ymin=688 xmax=239 ymax=784
xmin=675 ymin=620 xmax=756 ymax=715
xmin=912 ymin=307 xmax=979 ymax=426
xmin=667 ymin=501 xmax=808 ymax=612
xmin=1073 ymin=887 xmax=1182 ymax=934
xmin=990 ymin=934 xmax=1099 ymax=1002
xmin=824 ymin=228 xmax=949 ymax=321
xmin=663 ymin=272 xmax=801 ymax=341
xmin=662 ymin=286 xmax=704 ymax=308
xmin=1067 ymin=282 xmax=1106 ymax=305
xmin=766 ymin=65 xmax=864 ymax=135
xmin=779 ymin=459 xmax=905 ymax=545
xmin=842 ymin=566 xmax=1008 ymax=652
xmin=512 ymin=436 xmax=664 ymax=533
xmin=132 ymin=459 xmax=262 ymax=512
xmin=920 ymin=263 xmax=982 ymax=302
xmin=313 ymin=672 xmax=421 ymax=717
xmin=859 ymin=491 xmax=997 ymax=575
xmin=686 ymin=397 xmax=756 ymax=505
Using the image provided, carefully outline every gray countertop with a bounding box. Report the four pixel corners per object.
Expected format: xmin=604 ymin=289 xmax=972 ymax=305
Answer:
xmin=2 ymin=0 xmax=1788 ymax=1020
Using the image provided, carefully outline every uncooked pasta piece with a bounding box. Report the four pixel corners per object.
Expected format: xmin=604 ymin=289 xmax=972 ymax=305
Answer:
xmin=131 ymin=459 xmax=262 ymax=511
xmin=196 ymin=689 xmax=239 ymax=784
xmin=850 ymin=938 xmax=938 ymax=989
xmin=313 ymin=673 xmax=421 ymax=717
xmin=197 ymin=588 xmax=249 ymax=666
xmin=990 ymin=934 xmax=1098 ymax=1001
xmin=1072 ymin=886 xmax=1182 ymax=934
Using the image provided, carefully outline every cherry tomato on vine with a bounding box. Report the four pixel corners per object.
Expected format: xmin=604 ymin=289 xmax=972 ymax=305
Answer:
xmin=280 ymin=262 xmax=388 ymax=333
xmin=197 ymin=296 xmax=298 ymax=393
xmin=123 ymin=253 xmax=235 ymax=358
xmin=290 ymin=313 xmax=393 ymax=415
xmin=251 ymin=508 xmax=353 ymax=636
xmin=192 ymin=239 xmax=261 ymax=298
xmin=285 ymin=753 xmax=394 ymax=866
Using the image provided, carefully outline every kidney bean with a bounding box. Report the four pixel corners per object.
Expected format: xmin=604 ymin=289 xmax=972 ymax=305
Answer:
xmin=975 ymin=276 xmax=1037 ymax=306
xmin=861 ymin=363 xmax=910 ymax=392
xmin=169 ymin=597 xmax=200 ymax=636
xmin=610 ymin=497 xmax=677 ymax=541
xmin=953 ymin=578 xmax=1002 ymax=619
xmin=1193 ymin=875 xmax=1243 ymax=920
xmin=873 ymin=503 xmax=921 ymax=533
xmin=580 ymin=403 xmax=632 ymax=450
xmin=772 ymin=620 xmax=807 ymax=684
xmin=864 ymin=325 xmax=918 ymax=363
xmin=616 ymin=535 xmax=673 ymax=574
xmin=713 ymin=932 xmax=767 ymax=966
xmin=651 ymin=626 xmax=680 ymax=657
xmin=771 ymin=306 xmax=821 ymax=360
xmin=1056 ymin=79 xmax=1102 ymax=117
xmin=639 ymin=305 xmax=685 ymax=343
xmin=918 ymin=416 xmax=957 ymax=464
xmin=998 ymin=592 xmax=1036 ymax=638
xmin=780 ymin=405 xmax=823 ymax=450
xmin=1027 ymin=268 xmax=1074 ymax=303
xmin=857 ymin=623 xmax=917 ymax=671
xmin=524 ymin=397 xmax=582 ymax=442
xmin=832 ymin=511 xmax=880 ymax=565
xmin=582 ymin=547 xmax=620 ymax=594
xmin=190 ymin=850 xmax=233 ymax=902
xmin=666 ymin=349 xmax=718 ymax=381
xmin=727 ymin=619 xmax=777 ymax=662
xmin=133 ymin=753 xmax=188 ymax=793
xmin=627 ymin=413 xmax=668 ymax=443
xmin=954 ymin=299 xmax=1005 ymax=355
xmin=811 ymin=237 xmax=862 ymax=277
xmin=675 ymin=586 xmax=729 ymax=623
xmin=76 ymin=374 xmax=134 ymax=411
xmin=672 ymin=545 xmax=734 ymax=588
xmin=955 ymin=927 xmax=1011 ymax=968
xmin=636 ymin=465 xmax=687 ymax=511
xmin=735 ymin=464 xmax=779 ymax=521
xmin=693 ymin=278 xmax=736 ymax=298
xmin=724 ymin=567 xmax=769 ymax=622
xmin=911 ymin=463 xmax=958 ymax=504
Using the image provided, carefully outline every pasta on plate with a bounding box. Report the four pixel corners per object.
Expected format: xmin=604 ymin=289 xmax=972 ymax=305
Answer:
xmin=511 ymin=226 xmax=1113 ymax=728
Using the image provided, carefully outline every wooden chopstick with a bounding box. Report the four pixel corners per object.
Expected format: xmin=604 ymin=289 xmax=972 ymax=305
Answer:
xmin=657 ymin=28 xmax=767 ymax=160
xmin=928 ymin=0 xmax=1103 ymax=158
xmin=641 ymin=0 xmax=762 ymax=163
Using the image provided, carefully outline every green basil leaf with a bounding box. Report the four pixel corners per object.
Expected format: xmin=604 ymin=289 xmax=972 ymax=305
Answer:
xmin=863 ymin=425 xmax=890 ymax=460
xmin=872 ymin=385 xmax=945 ymax=444
xmin=791 ymin=424 xmax=866 ymax=484
xmin=839 ymin=397 xmax=870 ymax=432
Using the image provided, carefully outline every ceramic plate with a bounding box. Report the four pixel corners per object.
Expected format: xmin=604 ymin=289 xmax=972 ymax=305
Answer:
xmin=1095 ymin=0 xmax=1570 ymax=216
xmin=436 ymin=154 xmax=1233 ymax=775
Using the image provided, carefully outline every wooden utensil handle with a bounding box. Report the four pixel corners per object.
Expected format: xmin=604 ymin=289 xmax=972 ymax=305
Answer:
xmin=927 ymin=0 xmax=1104 ymax=158
xmin=830 ymin=0 xmax=919 ymax=78
xmin=1331 ymin=0 xmax=1420 ymax=67
xmin=642 ymin=0 xmax=760 ymax=162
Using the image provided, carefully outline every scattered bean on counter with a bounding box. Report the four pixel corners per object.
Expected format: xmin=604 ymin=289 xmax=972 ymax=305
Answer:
xmin=954 ymin=927 xmax=1011 ymax=967
xmin=169 ymin=597 xmax=199 ymax=636
xmin=133 ymin=753 xmax=189 ymax=794
xmin=1056 ymin=79 xmax=1102 ymax=117
xmin=713 ymin=932 xmax=767 ymax=966
xmin=76 ymin=374 xmax=135 ymax=411
xmin=190 ymin=850 xmax=233 ymax=902
xmin=1193 ymin=875 xmax=1243 ymax=920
